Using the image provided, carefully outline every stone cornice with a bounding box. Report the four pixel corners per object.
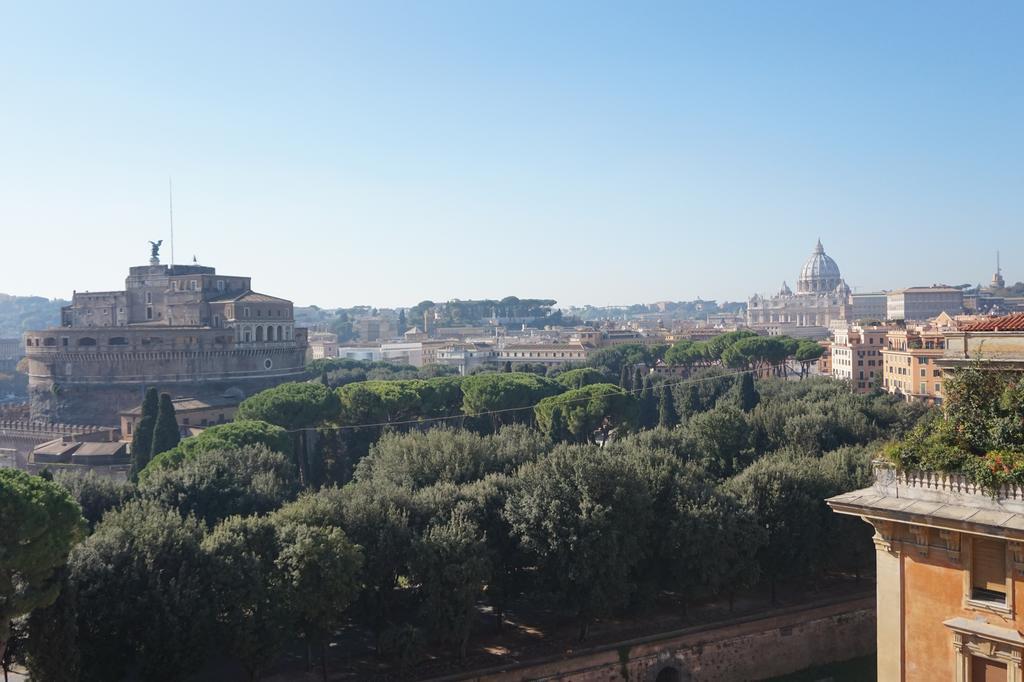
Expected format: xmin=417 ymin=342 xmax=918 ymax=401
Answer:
xmin=828 ymin=488 xmax=1024 ymax=541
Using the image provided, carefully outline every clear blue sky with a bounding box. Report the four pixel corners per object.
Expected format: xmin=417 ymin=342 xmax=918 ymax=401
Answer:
xmin=1 ymin=2 xmax=1021 ymax=308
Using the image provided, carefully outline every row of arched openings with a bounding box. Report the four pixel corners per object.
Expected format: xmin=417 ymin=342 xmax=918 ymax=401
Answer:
xmin=254 ymin=325 xmax=286 ymax=342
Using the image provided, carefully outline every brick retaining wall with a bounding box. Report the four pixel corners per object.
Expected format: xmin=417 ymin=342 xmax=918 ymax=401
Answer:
xmin=435 ymin=596 xmax=874 ymax=682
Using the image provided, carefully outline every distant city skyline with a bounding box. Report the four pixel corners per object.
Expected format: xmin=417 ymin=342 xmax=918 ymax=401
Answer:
xmin=1 ymin=2 xmax=1021 ymax=307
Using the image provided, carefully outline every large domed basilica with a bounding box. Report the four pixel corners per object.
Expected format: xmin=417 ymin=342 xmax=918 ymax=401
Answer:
xmin=747 ymin=240 xmax=852 ymax=330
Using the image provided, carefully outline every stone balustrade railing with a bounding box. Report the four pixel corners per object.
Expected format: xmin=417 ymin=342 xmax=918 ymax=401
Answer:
xmin=873 ymin=461 xmax=1024 ymax=515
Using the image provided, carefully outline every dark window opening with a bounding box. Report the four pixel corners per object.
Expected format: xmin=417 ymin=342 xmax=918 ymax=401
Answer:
xmin=972 ymin=538 xmax=1007 ymax=604
xmin=655 ymin=668 xmax=682 ymax=682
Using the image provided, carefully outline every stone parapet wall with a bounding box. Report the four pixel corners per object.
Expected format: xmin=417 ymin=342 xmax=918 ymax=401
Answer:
xmin=0 ymin=420 xmax=104 ymax=439
xmin=0 ymin=421 xmax=113 ymax=465
xmin=440 ymin=596 xmax=874 ymax=682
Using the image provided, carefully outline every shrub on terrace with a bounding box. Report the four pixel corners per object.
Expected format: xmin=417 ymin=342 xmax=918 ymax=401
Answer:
xmin=881 ymin=365 xmax=1024 ymax=492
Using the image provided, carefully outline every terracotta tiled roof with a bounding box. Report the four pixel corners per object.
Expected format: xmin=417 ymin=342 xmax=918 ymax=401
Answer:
xmin=75 ymin=442 xmax=127 ymax=457
xmin=961 ymin=313 xmax=1024 ymax=332
xmin=119 ymin=396 xmax=238 ymax=416
xmin=207 ymin=290 xmax=290 ymax=304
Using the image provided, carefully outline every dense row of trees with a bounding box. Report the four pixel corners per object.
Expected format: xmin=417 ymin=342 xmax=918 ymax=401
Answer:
xmin=408 ymin=297 xmax=559 ymax=326
xmin=662 ymin=332 xmax=825 ymax=377
xmin=307 ymin=358 xmax=460 ymax=389
xmin=295 ymin=298 xmax=570 ymax=343
xmin=135 ymin=336 xmax=867 ymax=494
xmin=2 ymin=363 xmax=929 ymax=680
xmin=572 ymin=300 xmax=745 ymax=322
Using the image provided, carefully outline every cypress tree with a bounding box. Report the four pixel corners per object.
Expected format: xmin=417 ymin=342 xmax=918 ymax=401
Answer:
xmin=619 ymin=365 xmax=630 ymax=390
xmin=130 ymin=387 xmax=159 ymax=481
xmin=683 ymin=384 xmax=702 ymax=421
xmin=658 ymin=384 xmax=679 ymax=429
xmin=633 ymin=368 xmax=644 ymax=394
xmin=640 ymin=376 xmax=658 ymax=429
xmin=150 ymin=393 xmax=181 ymax=458
xmin=737 ymin=372 xmax=760 ymax=412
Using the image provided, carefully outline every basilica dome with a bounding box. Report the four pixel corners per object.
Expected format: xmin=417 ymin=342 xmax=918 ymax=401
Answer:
xmin=797 ymin=240 xmax=843 ymax=294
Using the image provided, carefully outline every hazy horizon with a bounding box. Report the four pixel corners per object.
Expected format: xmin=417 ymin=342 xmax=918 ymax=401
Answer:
xmin=2 ymin=2 xmax=1021 ymax=308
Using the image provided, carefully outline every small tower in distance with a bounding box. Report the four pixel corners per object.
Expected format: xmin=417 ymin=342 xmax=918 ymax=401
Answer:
xmin=992 ymin=250 xmax=1006 ymax=290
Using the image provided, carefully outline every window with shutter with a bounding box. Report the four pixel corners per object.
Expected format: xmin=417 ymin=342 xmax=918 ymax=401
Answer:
xmin=972 ymin=538 xmax=1007 ymax=602
xmin=970 ymin=656 xmax=1007 ymax=682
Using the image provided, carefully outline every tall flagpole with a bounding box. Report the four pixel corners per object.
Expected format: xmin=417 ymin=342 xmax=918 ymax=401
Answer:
xmin=169 ymin=177 xmax=175 ymax=266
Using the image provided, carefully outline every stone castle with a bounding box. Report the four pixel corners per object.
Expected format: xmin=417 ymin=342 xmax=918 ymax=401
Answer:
xmin=23 ymin=248 xmax=308 ymax=426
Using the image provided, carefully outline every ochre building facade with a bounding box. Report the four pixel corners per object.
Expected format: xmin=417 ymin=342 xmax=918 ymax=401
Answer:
xmin=830 ymin=464 xmax=1024 ymax=681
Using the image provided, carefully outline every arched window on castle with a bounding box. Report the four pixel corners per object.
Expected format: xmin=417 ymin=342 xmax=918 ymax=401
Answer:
xmin=255 ymin=326 xmax=264 ymax=342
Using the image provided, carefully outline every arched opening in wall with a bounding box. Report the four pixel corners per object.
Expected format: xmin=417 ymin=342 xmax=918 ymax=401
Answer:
xmin=77 ymin=337 xmax=97 ymax=347
xmin=655 ymin=667 xmax=682 ymax=682
xmin=267 ymin=326 xmax=275 ymax=341
xmin=255 ymin=326 xmax=264 ymax=342
xmin=277 ymin=325 xmax=283 ymax=341
xmin=108 ymin=337 xmax=128 ymax=345
xmin=244 ymin=329 xmax=252 ymax=343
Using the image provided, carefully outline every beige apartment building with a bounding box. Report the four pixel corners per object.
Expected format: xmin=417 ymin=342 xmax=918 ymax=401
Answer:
xmin=887 ymin=286 xmax=964 ymax=322
xmin=435 ymin=342 xmax=498 ymax=375
xmin=817 ymin=341 xmax=832 ymax=375
xmin=882 ymin=325 xmax=949 ymax=405
xmin=830 ymin=325 xmax=888 ymax=393
xmin=355 ymin=316 xmax=396 ymax=342
xmin=497 ymin=342 xmax=590 ymax=368
xmin=120 ymin=396 xmax=238 ymax=441
xmin=420 ymin=340 xmax=449 ymax=367
xmin=307 ymin=331 xmax=339 ymax=360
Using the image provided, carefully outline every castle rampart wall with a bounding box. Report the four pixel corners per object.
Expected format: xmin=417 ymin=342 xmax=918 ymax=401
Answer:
xmin=0 ymin=420 xmax=112 ymax=465
xmin=24 ymin=327 xmax=308 ymax=425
